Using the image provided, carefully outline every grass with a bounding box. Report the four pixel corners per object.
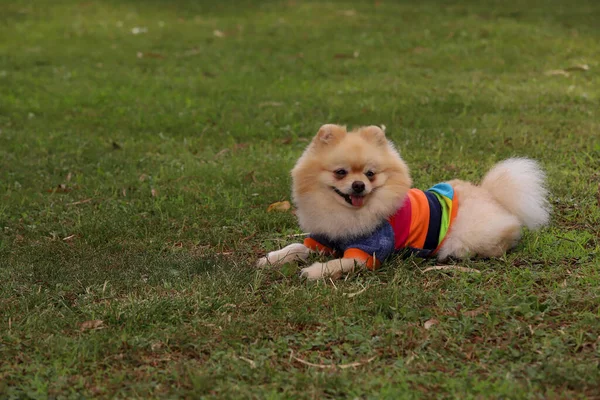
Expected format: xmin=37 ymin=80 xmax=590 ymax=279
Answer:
xmin=1 ymin=0 xmax=599 ymax=398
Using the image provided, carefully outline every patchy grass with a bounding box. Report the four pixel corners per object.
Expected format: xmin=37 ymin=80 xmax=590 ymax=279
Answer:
xmin=1 ymin=0 xmax=599 ymax=398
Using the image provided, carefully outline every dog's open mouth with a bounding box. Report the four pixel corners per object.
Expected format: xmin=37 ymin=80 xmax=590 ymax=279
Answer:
xmin=333 ymin=187 xmax=365 ymax=207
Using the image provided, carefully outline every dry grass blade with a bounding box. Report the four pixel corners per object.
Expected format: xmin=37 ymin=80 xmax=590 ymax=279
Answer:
xmin=328 ymin=278 xmax=338 ymax=290
xmin=544 ymin=64 xmax=589 ymax=77
xmin=344 ymin=285 xmax=368 ymax=298
xmin=66 ymin=198 xmax=92 ymax=206
xmin=412 ymin=46 xmax=430 ymax=54
xmin=259 ymin=101 xmax=283 ymax=108
xmin=422 ymin=265 xmax=481 ymax=274
xmin=182 ymin=48 xmax=201 ymax=57
xmin=291 ymin=355 xmax=331 ymax=369
xmin=47 ymin=184 xmax=72 ymax=193
xmin=340 ymin=9 xmax=357 ymax=16
xmin=424 ymin=318 xmax=439 ymax=330
xmin=544 ymin=70 xmax=570 ymax=77
xmin=339 ymin=356 xmax=377 ymax=369
xmin=238 ymin=356 xmax=256 ymax=368
xmin=463 ymin=306 xmax=486 ymax=317
xmin=151 ymin=341 xmax=163 ymax=351
xmin=291 ymin=354 xmax=376 ymax=369
xmin=244 ymin=170 xmax=258 ymax=183
xmin=565 ymin=64 xmax=589 ymax=72
xmin=131 ymin=27 xmax=147 ymax=35
xmin=333 ymin=51 xmax=359 ymax=59
xmin=214 ymin=148 xmax=230 ymax=158
xmin=138 ymin=52 xmax=165 ymax=59
xmin=80 ymin=320 xmax=104 ymax=332
xmin=285 ymin=233 xmax=309 ymax=238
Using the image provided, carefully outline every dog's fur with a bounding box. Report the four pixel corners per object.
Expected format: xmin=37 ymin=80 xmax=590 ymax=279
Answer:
xmin=257 ymin=124 xmax=550 ymax=280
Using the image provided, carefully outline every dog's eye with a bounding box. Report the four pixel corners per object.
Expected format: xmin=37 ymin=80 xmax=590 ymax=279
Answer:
xmin=365 ymin=171 xmax=375 ymax=179
xmin=334 ymin=169 xmax=347 ymax=178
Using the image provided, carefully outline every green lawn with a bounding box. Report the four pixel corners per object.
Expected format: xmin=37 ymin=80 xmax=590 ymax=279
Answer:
xmin=1 ymin=0 xmax=599 ymax=398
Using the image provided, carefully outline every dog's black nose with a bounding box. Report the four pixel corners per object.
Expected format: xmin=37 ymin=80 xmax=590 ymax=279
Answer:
xmin=352 ymin=181 xmax=365 ymax=193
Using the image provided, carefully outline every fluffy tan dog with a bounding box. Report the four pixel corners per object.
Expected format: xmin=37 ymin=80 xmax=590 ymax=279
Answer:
xmin=257 ymin=124 xmax=549 ymax=280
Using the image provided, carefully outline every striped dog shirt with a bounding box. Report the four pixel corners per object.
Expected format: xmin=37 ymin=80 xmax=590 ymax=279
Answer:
xmin=304 ymin=183 xmax=459 ymax=269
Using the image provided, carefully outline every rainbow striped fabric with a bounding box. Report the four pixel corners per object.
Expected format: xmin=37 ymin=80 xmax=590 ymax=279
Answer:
xmin=389 ymin=183 xmax=459 ymax=257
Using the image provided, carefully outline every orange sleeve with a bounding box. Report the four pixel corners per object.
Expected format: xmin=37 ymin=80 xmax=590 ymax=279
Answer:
xmin=344 ymin=248 xmax=381 ymax=271
xmin=304 ymin=237 xmax=336 ymax=255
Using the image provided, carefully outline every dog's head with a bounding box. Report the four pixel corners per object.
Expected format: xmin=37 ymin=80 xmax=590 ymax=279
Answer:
xmin=291 ymin=124 xmax=412 ymax=238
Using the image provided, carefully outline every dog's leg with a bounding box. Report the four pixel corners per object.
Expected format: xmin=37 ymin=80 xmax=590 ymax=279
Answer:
xmin=256 ymin=243 xmax=312 ymax=267
xmin=300 ymin=258 xmax=364 ymax=281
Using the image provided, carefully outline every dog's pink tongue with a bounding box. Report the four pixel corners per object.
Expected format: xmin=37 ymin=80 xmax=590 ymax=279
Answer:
xmin=351 ymin=195 xmax=364 ymax=207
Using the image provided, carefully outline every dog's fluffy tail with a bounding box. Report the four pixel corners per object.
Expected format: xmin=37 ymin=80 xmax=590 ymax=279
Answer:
xmin=480 ymin=158 xmax=550 ymax=230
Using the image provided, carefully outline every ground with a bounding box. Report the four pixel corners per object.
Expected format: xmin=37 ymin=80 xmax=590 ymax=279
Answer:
xmin=1 ymin=0 xmax=599 ymax=398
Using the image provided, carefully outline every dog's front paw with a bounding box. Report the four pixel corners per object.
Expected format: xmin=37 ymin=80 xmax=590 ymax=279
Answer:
xmin=256 ymin=256 xmax=270 ymax=268
xmin=300 ymin=263 xmax=327 ymax=281
xmin=256 ymin=250 xmax=285 ymax=268
xmin=257 ymin=244 xmax=311 ymax=268
xmin=256 ymin=252 xmax=281 ymax=268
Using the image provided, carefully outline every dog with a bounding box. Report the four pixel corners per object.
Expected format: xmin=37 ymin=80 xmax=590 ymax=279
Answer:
xmin=257 ymin=124 xmax=550 ymax=280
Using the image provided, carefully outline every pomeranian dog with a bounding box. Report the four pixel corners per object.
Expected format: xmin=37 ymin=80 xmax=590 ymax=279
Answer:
xmin=257 ymin=124 xmax=550 ymax=280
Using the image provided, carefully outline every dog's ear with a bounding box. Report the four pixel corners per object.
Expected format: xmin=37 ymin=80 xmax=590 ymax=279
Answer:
xmin=314 ymin=124 xmax=346 ymax=145
xmin=359 ymin=125 xmax=387 ymax=146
